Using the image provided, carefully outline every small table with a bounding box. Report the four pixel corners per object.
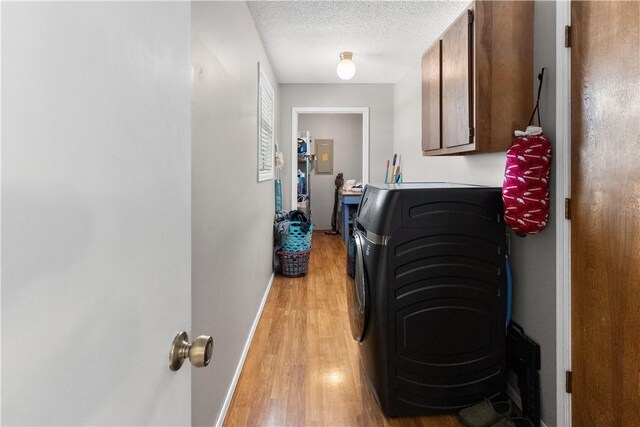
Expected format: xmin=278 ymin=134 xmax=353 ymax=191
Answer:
xmin=339 ymin=189 xmax=363 ymax=246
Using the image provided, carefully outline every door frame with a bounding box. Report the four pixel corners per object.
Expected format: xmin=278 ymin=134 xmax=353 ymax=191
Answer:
xmin=290 ymin=107 xmax=370 ymax=211
xmin=0 ymin=0 xmax=3 ymax=419
xmin=555 ymin=1 xmax=571 ymax=426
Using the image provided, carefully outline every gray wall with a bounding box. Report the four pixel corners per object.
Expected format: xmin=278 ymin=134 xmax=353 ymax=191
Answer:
xmin=191 ymin=2 xmax=278 ymax=425
xmin=509 ymin=1 xmax=558 ymax=424
xmin=279 ymin=84 xmax=394 ymax=211
xmin=297 ymin=114 xmax=363 ymax=230
xmin=392 ymin=1 xmax=557 ymax=424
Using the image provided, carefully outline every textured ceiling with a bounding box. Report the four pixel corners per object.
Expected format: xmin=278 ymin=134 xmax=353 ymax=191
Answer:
xmin=247 ymin=1 xmax=470 ymax=84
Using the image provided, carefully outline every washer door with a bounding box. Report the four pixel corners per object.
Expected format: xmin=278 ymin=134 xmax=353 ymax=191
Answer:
xmin=346 ymin=231 xmax=369 ymax=342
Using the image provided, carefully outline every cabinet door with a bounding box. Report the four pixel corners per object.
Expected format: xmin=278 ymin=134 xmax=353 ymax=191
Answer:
xmin=442 ymin=9 xmax=473 ymax=148
xmin=421 ymin=40 xmax=441 ymax=152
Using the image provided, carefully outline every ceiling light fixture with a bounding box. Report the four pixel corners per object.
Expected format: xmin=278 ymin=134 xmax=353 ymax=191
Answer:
xmin=336 ymin=51 xmax=356 ymax=80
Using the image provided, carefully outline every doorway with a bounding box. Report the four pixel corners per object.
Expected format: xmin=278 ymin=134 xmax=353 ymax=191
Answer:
xmin=290 ymin=107 xmax=370 ymax=223
xmin=295 ymin=113 xmax=363 ymax=230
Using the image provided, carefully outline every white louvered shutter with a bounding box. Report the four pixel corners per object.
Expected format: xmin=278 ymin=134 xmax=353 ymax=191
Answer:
xmin=257 ymin=65 xmax=274 ymax=181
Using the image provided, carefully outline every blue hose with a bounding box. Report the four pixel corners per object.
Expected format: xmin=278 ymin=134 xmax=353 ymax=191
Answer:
xmin=505 ymin=255 xmax=512 ymax=328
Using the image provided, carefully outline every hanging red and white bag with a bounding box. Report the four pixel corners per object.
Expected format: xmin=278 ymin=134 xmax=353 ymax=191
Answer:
xmin=502 ymin=126 xmax=551 ymax=236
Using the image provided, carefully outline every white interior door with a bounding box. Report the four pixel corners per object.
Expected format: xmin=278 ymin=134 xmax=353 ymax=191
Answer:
xmin=2 ymin=2 xmax=192 ymax=425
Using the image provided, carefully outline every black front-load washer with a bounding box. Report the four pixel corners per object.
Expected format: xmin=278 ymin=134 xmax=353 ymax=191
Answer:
xmin=346 ymin=183 xmax=507 ymax=417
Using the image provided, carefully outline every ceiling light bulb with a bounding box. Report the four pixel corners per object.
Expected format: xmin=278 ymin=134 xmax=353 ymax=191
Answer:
xmin=337 ymin=51 xmax=356 ymax=80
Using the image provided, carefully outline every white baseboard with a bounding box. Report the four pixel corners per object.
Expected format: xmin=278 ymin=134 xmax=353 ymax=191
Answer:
xmin=214 ymin=272 xmax=275 ymax=427
xmin=506 ymin=383 xmax=549 ymax=427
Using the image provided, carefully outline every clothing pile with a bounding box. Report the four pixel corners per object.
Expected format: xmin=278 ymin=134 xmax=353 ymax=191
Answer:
xmin=344 ymin=179 xmax=363 ymax=193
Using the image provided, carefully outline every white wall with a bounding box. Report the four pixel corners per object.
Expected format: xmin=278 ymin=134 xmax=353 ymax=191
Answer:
xmin=2 ymin=2 xmax=192 ymax=425
xmin=191 ymin=2 xmax=278 ymax=426
xmin=392 ymin=1 xmax=557 ymax=424
xmin=279 ymin=84 xmax=394 ymax=211
xmin=298 ymin=114 xmax=363 ymax=230
xmin=393 ymin=66 xmax=506 ymax=185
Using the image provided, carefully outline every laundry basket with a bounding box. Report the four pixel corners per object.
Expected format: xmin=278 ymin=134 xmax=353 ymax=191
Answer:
xmin=281 ymin=222 xmax=314 ymax=252
xmin=277 ymin=249 xmax=311 ymax=278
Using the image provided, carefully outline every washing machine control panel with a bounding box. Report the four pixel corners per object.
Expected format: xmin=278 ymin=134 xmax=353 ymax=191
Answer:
xmin=358 ymin=186 xmax=381 ymax=230
xmin=356 ymin=187 xmax=377 ymax=229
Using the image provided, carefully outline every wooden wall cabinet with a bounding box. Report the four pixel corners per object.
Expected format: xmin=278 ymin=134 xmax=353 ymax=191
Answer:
xmin=422 ymin=1 xmax=534 ymax=156
xmin=421 ymin=40 xmax=441 ymax=151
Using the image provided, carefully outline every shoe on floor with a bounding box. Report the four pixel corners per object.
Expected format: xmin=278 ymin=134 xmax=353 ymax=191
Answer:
xmin=491 ymin=416 xmax=535 ymax=427
xmin=458 ymin=399 xmax=513 ymax=427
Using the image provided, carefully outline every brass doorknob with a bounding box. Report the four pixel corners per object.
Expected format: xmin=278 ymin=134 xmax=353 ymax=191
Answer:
xmin=169 ymin=331 xmax=214 ymax=371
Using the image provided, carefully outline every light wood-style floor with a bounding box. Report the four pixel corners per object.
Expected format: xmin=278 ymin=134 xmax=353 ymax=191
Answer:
xmin=224 ymin=232 xmax=463 ymax=427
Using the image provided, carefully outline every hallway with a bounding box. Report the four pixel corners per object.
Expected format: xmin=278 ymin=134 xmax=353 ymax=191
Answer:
xmin=224 ymin=232 xmax=462 ymax=426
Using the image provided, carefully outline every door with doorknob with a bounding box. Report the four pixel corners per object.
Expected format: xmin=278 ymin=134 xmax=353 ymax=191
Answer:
xmin=571 ymin=1 xmax=640 ymax=425
xmin=1 ymin=2 xmax=210 ymax=425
